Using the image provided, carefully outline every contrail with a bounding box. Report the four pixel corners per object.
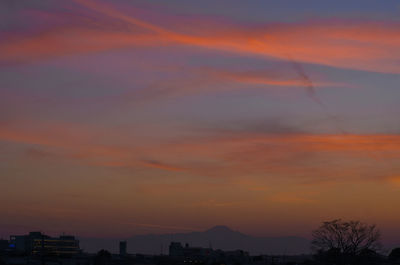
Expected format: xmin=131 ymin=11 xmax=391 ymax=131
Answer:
xmin=289 ymin=59 xmax=386 ymax=161
xmin=288 ymin=57 xmax=346 ymax=134
xmin=288 ymin=58 xmax=326 ymax=108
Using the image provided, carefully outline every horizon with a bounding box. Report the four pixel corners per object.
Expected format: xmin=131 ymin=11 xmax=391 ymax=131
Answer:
xmin=1 ymin=225 xmax=305 ymax=239
xmin=1 ymin=0 xmax=400 ymax=255
xmin=2 ymin=224 xmax=394 ymax=256
xmin=2 ymin=225 xmax=312 ymax=255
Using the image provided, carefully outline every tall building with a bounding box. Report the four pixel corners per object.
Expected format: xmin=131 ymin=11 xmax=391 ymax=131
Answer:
xmin=10 ymin=232 xmax=80 ymax=256
xmin=119 ymin=241 xmax=127 ymax=256
xmin=0 ymin=239 xmax=9 ymax=251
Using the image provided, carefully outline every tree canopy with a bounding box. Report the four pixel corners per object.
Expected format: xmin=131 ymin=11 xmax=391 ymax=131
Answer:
xmin=312 ymin=219 xmax=381 ymax=256
xmin=389 ymin=248 xmax=400 ymax=261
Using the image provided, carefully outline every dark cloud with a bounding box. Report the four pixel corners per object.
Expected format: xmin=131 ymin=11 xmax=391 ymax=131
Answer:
xmin=25 ymin=148 xmax=57 ymax=159
xmin=196 ymin=118 xmax=306 ymax=136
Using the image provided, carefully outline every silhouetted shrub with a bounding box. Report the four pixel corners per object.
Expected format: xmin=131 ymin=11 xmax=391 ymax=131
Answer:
xmin=390 ymin=248 xmax=400 ymax=262
xmin=94 ymin=249 xmax=112 ymax=265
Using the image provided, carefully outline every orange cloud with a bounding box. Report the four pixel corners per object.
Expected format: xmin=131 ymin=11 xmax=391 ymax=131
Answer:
xmin=2 ymin=121 xmax=400 ymax=236
xmin=200 ymin=68 xmax=352 ymax=89
xmin=1 ymin=0 xmax=399 ymax=74
xmin=1 ymin=120 xmax=400 ymax=182
xmin=0 ymin=28 xmax=160 ymax=63
xmin=0 ymin=124 xmax=181 ymax=173
xmin=147 ymin=133 xmax=400 ymax=182
xmin=71 ymin=0 xmax=400 ymax=73
xmin=387 ymin=176 xmax=400 ymax=186
xmin=166 ymin=133 xmax=400 ymax=156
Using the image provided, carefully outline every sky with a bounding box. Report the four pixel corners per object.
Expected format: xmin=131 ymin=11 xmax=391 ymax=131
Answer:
xmin=0 ymin=0 xmax=400 ymax=247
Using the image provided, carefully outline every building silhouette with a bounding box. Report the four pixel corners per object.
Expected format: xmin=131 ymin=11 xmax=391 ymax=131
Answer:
xmin=0 ymin=239 xmax=9 ymax=252
xmin=10 ymin=232 xmax=80 ymax=256
xmin=169 ymin=242 xmax=214 ymax=262
xmin=119 ymin=241 xmax=127 ymax=256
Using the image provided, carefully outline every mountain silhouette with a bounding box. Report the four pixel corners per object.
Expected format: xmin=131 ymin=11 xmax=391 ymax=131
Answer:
xmin=79 ymin=226 xmax=310 ymax=255
xmin=205 ymin=225 xmax=238 ymax=234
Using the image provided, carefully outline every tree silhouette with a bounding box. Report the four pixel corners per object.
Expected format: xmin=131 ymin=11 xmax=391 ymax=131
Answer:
xmin=94 ymin=249 xmax=112 ymax=265
xmin=389 ymin=248 xmax=400 ymax=262
xmin=312 ymin=219 xmax=381 ymax=264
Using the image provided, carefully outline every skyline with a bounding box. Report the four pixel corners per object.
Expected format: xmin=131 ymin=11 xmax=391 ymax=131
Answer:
xmin=5 ymin=225 xmax=311 ymax=255
xmin=1 ymin=0 xmax=400 ymax=248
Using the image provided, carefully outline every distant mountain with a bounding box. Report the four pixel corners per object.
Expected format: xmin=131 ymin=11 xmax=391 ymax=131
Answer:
xmin=79 ymin=225 xmax=310 ymax=255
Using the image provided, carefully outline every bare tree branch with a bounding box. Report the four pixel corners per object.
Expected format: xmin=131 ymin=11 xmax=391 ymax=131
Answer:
xmin=312 ymin=219 xmax=381 ymax=256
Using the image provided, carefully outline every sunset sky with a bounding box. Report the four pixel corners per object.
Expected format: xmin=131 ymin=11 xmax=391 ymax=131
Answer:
xmin=1 ymin=0 xmax=400 ymax=246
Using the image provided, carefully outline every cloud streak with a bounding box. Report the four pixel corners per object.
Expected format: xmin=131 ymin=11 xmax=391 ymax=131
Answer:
xmin=1 ymin=0 xmax=399 ymax=73
xmin=1 ymin=121 xmax=399 ymax=185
